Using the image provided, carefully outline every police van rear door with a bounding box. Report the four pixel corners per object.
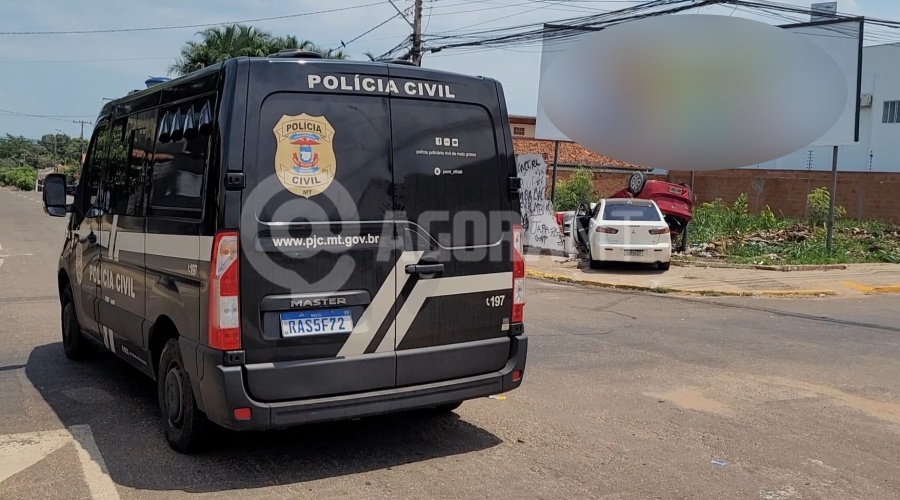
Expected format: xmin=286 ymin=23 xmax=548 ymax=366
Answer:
xmin=386 ymin=69 xmax=516 ymax=387
xmin=240 ymin=60 xmax=401 ymax=402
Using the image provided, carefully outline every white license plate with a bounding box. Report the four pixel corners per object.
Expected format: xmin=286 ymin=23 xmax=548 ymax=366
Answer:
xmin=625 ymin=249 xmax=644 ymax=256
xmin=280 ymin=308 xmax=353 ymax=337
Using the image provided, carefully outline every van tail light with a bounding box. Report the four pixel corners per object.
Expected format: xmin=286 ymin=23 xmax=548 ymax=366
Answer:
xmin=649 ymin=227 xmax=670 ymax=235
xmin=596 ymin=226 xmax=619 ymax=234
xmin=208 ymin=231 xmax=241 ymax=350
xmin=512 ymin=224 xmax=525 ymax=323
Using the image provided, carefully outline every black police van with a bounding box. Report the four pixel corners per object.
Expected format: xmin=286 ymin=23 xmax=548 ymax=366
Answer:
xmin=42 ymin=51 xmax=528 ymax=453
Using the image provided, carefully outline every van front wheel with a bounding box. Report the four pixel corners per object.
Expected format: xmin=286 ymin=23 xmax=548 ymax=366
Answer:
xmin=158 ymin=339 xmax=207 ymax=453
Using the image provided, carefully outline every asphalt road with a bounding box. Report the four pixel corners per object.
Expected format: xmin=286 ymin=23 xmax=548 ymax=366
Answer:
xmin=2 ymin=187 xmax=900 ymax=500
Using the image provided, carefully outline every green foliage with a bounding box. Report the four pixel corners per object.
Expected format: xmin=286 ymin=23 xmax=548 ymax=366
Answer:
xmin=169 ymin=24 xmax=348 ymax=76
xmin=690 ymin=192 xmax=899 ymax=265
xmin=553 ymin=168 xmax=596 ymax=211
xmin=0 ymin=167 xmax=37 ymax=191
xmin=691 ymin=193 xmax=790 ymax=244
xmin=807 ymin=187 xmax=846 ymax=227
xmin=0 ymin=133 xmax=85 ymax=171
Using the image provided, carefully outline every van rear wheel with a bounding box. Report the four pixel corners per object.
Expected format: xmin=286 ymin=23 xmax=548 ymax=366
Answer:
xmin=61 ymin=287 xmax=92 ymax=360
xmin=158 ymin=339 xmax=208 ymax=453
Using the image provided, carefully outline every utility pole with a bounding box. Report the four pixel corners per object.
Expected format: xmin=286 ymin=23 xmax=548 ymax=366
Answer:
xmin=73 ymin=119 xmax=90 ymax=158
xmin=411 ymin=0 xmax=424 ymax=66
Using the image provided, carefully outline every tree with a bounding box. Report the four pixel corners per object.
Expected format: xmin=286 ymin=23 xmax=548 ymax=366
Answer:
xmin=553 ymin=168 xmax=596 ymax=212
xmin=169 ymin=24 xmax=346 ymax=76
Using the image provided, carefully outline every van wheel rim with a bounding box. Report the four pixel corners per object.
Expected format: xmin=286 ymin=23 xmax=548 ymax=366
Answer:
xmin=164 ymin=366 xmax=185 ymax=427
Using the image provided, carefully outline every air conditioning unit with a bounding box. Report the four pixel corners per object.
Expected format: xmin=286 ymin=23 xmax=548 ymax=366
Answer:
xmin=860 ymin=93 xmax=873 ymax=108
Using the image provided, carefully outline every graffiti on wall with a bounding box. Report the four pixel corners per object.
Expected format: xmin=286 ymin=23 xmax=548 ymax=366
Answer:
xmin=516 ymin=154 xmax=566 ymax=253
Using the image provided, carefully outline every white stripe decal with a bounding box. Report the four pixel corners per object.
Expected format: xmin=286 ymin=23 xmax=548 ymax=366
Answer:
xmin=144 ymin=233 xmax=201 ymax=261
xmin=337 ymin=250 xmax=424 ymax=357
xmin=106 ymin=215 xmax=119 ymax=260
xmin=376 ymin=272 xmax=513 ymax=353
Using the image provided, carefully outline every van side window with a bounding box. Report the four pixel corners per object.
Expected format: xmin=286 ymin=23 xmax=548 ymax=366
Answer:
xmin=103 ymin=118 xmax=132 ymax=215
xmin=83 ymin=124 xmax=110 ymax=212
xmin=149 ymin=100 xmax=210 ymax=219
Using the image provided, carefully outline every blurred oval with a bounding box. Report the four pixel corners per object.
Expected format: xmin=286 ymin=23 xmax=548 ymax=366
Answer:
xmin=539 ymin=15 xmax=848 ymax=171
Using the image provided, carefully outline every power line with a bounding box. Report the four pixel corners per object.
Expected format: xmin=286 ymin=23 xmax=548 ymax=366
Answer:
xmin=0 ymin=109 xmax=94 ymax=124
xmin=342 ymin=12 xmax=406 ymax=47
xmin=0 ymin=2 xmax=390 ymax=35
xmin=0 ymin=56 xmax=172 ymax=64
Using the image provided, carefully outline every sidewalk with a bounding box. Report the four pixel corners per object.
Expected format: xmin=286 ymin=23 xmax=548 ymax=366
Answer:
xmin=525 ymin=254 xmax=900 ymax=297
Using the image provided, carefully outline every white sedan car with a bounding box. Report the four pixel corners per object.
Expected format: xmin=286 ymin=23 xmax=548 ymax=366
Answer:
xmin=579 ymin=198 xmax=672 ymax=270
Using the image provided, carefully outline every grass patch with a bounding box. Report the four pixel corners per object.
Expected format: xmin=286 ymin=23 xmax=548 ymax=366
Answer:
xmin=690 ymin=194 xmax=900 ymax=265
xmin=650 ymin=287 xmax=673 ymax=294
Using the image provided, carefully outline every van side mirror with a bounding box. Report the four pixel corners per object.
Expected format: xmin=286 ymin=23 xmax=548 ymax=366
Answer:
xmin=42 ymin=173 xmax=71 ymax=217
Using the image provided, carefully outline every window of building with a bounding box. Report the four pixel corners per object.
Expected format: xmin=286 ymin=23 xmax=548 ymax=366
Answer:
xmin=513 ymin=126 xmax=526 ymax=136
xmin=883 ymin=100 xmax=900 ymax=123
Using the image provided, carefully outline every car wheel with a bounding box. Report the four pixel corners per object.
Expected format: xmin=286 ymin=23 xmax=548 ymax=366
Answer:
xmin=589 ymin=259 xmax=606 ymax=269
xmin=61 ymin=287 xmax=92 ymax=360
xmin=627 ymin=172 xmax=647 ymax=196
xmin=158 ymin=338 xmax=208 ymax=454
xmin=658 ymin=261 xmax=671 ymax=271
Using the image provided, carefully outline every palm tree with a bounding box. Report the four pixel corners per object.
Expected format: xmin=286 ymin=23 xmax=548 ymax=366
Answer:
xmin=168 ymin=24 xmax=341 ymax=76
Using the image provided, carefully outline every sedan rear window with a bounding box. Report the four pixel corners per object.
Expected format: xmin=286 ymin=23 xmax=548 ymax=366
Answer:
xmin=602 ymin=204 xmax=661 ymax=221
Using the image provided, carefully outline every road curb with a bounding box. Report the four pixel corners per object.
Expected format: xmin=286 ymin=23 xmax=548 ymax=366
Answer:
xmin=526 ymin=270 xmax=837 ymax=297
xmin=841 ymin=281 xmax=900 ymax=294
xmin=672 ymin=259 xmax=849 ymax=272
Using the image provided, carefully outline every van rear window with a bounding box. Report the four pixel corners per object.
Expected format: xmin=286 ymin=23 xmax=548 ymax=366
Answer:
xmin=390 ymin=99 xmax=505 ymax=247
xmin=602 ymin=204 xmax=661 ymax=221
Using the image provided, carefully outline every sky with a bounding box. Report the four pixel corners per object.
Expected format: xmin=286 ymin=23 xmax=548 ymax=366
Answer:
xmin=1 ymin=0 xmax=899 ymax=140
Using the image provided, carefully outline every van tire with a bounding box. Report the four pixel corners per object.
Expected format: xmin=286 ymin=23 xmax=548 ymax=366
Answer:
xmin=658 ymin=261 xmax=671 ymax=271
xmin=61 ymin=287 xmax=92 ymax=360
xmin=158 ymin=339 xmax=207 ymax=453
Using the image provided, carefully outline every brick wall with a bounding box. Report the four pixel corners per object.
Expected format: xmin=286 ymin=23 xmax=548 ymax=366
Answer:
xmin=546 ymin=169 xmax=637 ymax=199
xmin=666 ymin=170 xmax=900 ymax=222
xmin=544 ymin=168 xmax=900 ymax=222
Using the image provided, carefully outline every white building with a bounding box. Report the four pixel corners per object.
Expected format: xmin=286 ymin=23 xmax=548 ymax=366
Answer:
xmin=749 ymin=43 xmax=900 ymax=173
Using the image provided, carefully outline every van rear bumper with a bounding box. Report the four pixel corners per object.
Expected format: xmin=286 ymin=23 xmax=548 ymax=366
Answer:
xmin=193 ymin=335 xmax=527 ymax=431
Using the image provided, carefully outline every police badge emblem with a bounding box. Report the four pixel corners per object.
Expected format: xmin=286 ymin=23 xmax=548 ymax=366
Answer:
xmin=273 ymin=114 xmax=337 ymax=198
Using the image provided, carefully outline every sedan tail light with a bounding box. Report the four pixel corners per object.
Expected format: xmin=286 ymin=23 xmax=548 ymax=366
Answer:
xmin=596 ymin=226 xmax=619 ymax=234
xmin=649 ymin=227 xmax=670 ymax=235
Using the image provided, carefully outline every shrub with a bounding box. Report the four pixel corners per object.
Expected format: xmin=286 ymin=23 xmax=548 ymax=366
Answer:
xmin=0 ymin=167 xmax=37 ymax=191
xmin=553 ymin=168 xmax=595 ymax=211
xmin=807 ymin=187 xmax=846 ymax=227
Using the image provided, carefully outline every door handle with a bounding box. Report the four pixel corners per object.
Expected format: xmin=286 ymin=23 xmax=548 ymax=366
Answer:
xmin=405 ymin=264 xmax=444 ymax=275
